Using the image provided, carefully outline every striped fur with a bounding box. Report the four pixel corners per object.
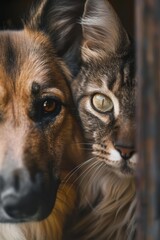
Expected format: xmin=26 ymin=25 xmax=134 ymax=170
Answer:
xmin=55 ymin=0 xmax=137 ymax=239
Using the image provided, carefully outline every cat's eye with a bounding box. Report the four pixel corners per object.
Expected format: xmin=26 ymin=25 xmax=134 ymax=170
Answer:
xmin=91 ymin=93 xmax=113 ymax=113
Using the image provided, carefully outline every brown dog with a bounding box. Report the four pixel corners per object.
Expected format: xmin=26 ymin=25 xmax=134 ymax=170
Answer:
xmin=0 ymin=0 xmax=84 ymax=239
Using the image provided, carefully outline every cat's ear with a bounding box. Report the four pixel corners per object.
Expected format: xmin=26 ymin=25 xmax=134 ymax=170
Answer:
xmin=81 ymin=0 xmax=130 ymax=61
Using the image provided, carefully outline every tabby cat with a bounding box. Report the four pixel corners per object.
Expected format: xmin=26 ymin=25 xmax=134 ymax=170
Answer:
xmin=60 ymin=0 xmax=137 ymax=239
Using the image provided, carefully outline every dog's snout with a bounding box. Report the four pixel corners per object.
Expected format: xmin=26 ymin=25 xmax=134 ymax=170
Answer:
xmin=0 ymin=169 xmax=41 ymax=220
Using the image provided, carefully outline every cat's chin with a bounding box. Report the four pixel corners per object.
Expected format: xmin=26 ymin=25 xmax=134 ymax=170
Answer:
xmin=108 ymin=164 xmax=134 ymax=178
xmin=104 ymin=156 xmax=137 ymax=178
xmin=105 ymin=151 xmax=137 ymax=178
xmin=120 ymin=163 xmax=135 ymax=177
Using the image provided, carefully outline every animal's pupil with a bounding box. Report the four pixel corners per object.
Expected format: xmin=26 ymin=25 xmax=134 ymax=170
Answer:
xmin=43 ymin=100 xmax=55 ymax=112
xmin=102 ymin=99 xmax=105 ymax=108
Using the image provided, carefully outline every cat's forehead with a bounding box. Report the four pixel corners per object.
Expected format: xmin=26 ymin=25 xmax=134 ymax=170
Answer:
xmin=83 ymin=58 xmax=135 ymax=92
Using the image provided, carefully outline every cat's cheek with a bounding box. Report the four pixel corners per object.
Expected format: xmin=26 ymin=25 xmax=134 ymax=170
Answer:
xmin=108 ymin=149 xmax=122 ymax=162
xmin=129 ymin=153 xmax=138 ymax=166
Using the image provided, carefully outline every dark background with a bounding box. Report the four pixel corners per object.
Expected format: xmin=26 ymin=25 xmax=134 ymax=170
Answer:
xmin=0 ymin=0 xmax=134 ymax=36
xmin=0 ymin=0 xmax=33 ymax=29
xmin=110 ymin=0 xmax=134 ymax=36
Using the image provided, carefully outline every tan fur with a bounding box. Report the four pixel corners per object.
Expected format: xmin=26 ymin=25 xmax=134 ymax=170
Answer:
xmin=0 ymin=0 xmax=85 ymax=239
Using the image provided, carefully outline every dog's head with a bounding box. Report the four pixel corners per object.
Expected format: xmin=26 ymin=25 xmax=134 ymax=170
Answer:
xmin=0 ymin=0 xmax=84 ymax=223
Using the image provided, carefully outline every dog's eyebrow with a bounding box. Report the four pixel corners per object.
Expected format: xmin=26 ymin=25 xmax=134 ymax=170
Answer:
xmin=31 ymin=80 xmax=56 ymax=95
xmin=5 ymin=36 xmax=17 ymax=76
xmin=31 ymin=82 xmax=41 ymax=95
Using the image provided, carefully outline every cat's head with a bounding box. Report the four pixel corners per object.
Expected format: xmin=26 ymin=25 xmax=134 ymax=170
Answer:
xmin=47 ymin=0 xmax=137 ymax=177
xmin=71 ymin=0 xmax=137 ymax=177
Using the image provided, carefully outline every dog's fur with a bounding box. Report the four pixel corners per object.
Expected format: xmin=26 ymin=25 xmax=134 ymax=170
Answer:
xmin=0 ymin=0 xmax=85 ymax=239
xmin=0 ymin=182 xmax=77 ymax=240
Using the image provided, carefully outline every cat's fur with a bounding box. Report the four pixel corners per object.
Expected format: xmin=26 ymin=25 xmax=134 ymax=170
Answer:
xmin=57 ymin=0 xmax=137 ymax=239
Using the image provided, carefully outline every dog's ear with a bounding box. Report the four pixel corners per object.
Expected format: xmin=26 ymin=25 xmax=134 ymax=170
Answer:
xmin=81 ymin=0 xmax=130 ymax=62
xmin=26 ymin=0 xmax=85 ymax=77
xmin=48 ymin=0 xmax=85 ymax=76
xmin=26 ymin=0 xmax=50 ymax=31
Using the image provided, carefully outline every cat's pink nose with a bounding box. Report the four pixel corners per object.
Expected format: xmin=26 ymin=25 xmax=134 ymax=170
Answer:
xmin=114 ymin=145 xmax=135 ymax=160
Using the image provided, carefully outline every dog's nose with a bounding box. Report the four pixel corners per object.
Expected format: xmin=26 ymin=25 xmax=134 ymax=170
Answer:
xmin=114 ymin=144 xmax=135 ymax=160
xmin=0 ymin=169 xmax=41 ymax=220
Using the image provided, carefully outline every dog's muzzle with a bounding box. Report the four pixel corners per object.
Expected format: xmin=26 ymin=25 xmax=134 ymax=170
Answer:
xmin=0 ymin=168 xmax=60 ymax=223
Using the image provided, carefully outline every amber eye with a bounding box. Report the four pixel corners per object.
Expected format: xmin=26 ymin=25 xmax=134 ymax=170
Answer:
xmin=31 ymin=97 xmax=62 ymax=123
xmin=43 ymin=99 xmax=56 ymax=113
xmin=91 ymin=93 xmax=113 ymax=113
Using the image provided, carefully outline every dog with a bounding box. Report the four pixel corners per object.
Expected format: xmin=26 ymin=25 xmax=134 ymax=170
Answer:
xmin=0 ymin=0 xmax=85 ymax=239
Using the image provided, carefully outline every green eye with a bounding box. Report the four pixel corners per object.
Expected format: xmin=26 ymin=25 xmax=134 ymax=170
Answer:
xmin=91 ymin=93 xmax=113 ymax=113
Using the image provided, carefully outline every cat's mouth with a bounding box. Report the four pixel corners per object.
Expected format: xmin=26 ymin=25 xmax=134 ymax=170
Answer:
xmin=107 ymin=151 xmax=138 ymax=176
xmin=93 ymin=145 xmax=137 ymax=176
xmin=120 ymin=159 xmax=136 ymax=175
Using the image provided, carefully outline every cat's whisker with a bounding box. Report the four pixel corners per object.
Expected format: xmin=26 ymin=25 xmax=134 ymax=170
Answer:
xmin=80 ymin=161 xmax=104 ymax=193
xmin=61 ymin=157 xmax=96 ymax=187
xmin=70 ymin=142 xmax=93 ymax=151
xmin=79 ymin=147 xmax=92 ymax=151
xmin=78 ymin=160 xmax=101 ymax=186
xmin=84 ymin=161 xmax=105 ymax=185
xmin=65 ymin=159 xmax=98 ymax=194
xmin=91 ymin=162 xmax=106 ymax=181
xmin=83 ymin=162 xmax=106 ymax=207
xmin=70 ymin=142 xmax=93 ymax=146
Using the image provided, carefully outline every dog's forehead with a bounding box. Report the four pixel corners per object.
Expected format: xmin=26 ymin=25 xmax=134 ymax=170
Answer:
xmin=0 ymin=30 xmax=44 ymax=73
xmin=0 ymin=30 xmax=70 ymax=98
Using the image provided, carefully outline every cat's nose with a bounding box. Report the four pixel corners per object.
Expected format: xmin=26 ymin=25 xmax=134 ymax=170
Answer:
xmin=114 ymin=144 xmax=135 ymax=160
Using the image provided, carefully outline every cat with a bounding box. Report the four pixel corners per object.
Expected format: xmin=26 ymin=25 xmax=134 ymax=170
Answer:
xmin=56 ymin=0 xmax=137 ymax=239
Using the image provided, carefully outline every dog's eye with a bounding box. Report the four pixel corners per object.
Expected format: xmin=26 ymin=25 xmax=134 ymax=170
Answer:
xmin=43 ymin=99 xmax=56 ymax=113
xmin=41 ymin=98 xmax=62 ymax=118
xmin=31 ymin=97 xmax=62 ymax=122
xmin=91 ymin=93 xmax=113 ymax=113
